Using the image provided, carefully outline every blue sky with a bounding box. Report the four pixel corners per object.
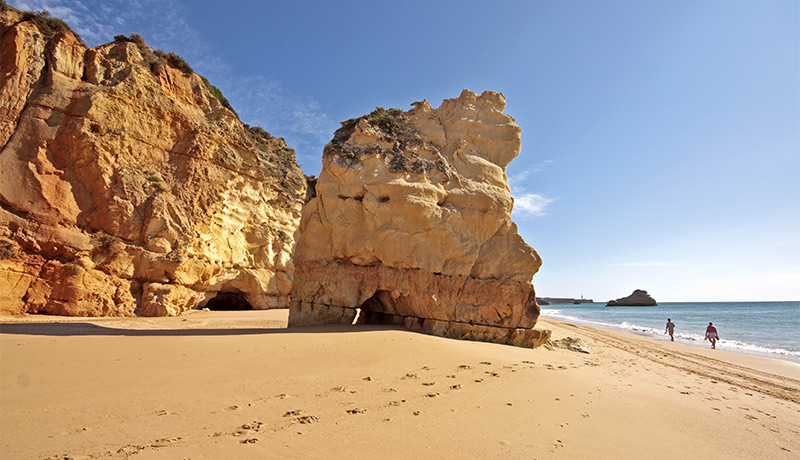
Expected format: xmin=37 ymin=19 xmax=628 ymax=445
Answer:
xmin=11 ymin=0 xmax=799 ymax=301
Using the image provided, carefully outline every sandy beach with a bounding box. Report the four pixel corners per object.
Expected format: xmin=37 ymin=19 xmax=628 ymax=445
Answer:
xmin=1 ymin=310 xmax=798 ymax=460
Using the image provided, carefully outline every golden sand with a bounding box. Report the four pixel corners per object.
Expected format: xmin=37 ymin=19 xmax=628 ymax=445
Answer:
xmin=1 ymin=310 xmax=798 ymax=459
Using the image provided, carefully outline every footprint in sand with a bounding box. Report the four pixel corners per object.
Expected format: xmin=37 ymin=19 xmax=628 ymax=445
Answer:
xmin=480 ymin=361 xmax=492 ymax=365
xmin=240 ymin=438 xmax=258 ymax=444
xmin=402 ymin=373 xmax=419 ymax=380
xmin=450 ymin=384 xmax=462 ymax=390
xmin=422 ymin=382 xmax=436 ymax=386
xmin=363 ymin=376 xmax=373 ymax=381
xmin=281 ymin=412 xmax=319 ymax=424
xmin=458 ymin=365 xmax=474 ymax=371
xmin=425 ymin=392 xmax=440 ymax=398
xmin=346 ymin=408 xmax=366 ymax=414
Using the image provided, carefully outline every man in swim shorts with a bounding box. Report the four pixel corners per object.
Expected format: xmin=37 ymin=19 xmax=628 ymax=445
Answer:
xmin=705 ymin=322 xmax=719 ymax=349
xmin=665 ymin=318 xmax=675 ymax=341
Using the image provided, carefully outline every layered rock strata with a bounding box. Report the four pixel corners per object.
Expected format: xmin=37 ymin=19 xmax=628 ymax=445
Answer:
xmin=289 ymin=90 xmax=549 ymax=347
xmin=0 ymin=9 xmax=306 ymax=316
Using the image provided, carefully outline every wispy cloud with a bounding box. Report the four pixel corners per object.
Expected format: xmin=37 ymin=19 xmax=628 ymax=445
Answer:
xmin=12 ymin=0 xmax=334 ymax=171
xmin=509 ymin=160 xmax=555 ymax=219
xmin=512 ymin=193 xmax=556 ymax=218
xmin=607 ymin=262 xmax=688 ymax=267
xmin=508 ymin=160 xmax=553 ymax=190
xmin=224 ymin=76 xmax=335 ymax=170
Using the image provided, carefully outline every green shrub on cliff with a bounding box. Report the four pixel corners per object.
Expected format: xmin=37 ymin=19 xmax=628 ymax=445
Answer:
xmin=200 ymin=76 xmax=237 ymax=116
xmin=327 ymin=107 xmax=432 ymax=172
xmin=114 ymin=33 xmax=193 ymax=75
xmin=2 ymin=3 xmax=83 ymax=44
xmin=113 ymin=34 xmax=236 ymax=116
xmin=114 ymin=33 xmax=148 ymax=54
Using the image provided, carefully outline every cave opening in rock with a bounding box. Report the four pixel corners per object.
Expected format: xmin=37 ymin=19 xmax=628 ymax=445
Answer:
xmin=353 ymin=290 xmax=400 ymax=325
xmin=204 ymin=291 xmax=253 ymax=311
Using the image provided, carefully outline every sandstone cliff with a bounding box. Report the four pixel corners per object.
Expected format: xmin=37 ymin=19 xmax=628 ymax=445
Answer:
xmin=289 ymin=90 xmax=549 ymax=347
xmin=0 ymin=8 xmax=306 ymax=316
xmin=606 ymin=289 xmax=657 ymax=306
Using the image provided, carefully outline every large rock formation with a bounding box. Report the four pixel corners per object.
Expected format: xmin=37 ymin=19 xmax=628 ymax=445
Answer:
xmin=606 ymin=289 xmax=657 ymax=306
xmin=289 ymin=90 xmax=549 ymax=347
xmin=0 ymin=9 xmax=306 ymax=316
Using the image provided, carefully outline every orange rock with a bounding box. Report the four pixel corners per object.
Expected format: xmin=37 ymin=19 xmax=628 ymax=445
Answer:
xmin=0 ymin=10 xmax=306 ymax=316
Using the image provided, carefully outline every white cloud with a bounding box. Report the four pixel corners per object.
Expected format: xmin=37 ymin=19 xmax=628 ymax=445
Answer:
xmin=508 ymin=160 xmax=554 ymax=219
xmin=512 ymin=193 xmax=555 ymax=218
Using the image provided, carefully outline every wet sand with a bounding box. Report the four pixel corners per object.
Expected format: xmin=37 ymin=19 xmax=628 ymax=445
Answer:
xmin=1 ymin=310 xmax=798 ymax=459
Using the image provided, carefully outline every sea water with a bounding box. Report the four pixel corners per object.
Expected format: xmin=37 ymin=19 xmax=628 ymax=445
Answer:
xmin=540 ymin=301 xmax=800 ymax=364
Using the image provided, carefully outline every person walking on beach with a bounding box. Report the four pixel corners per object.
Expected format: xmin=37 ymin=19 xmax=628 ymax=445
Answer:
xmin=665 ymin=318 xmax=675 ymax=341
xmin=705 ymin=322 xmax=719 ymax=349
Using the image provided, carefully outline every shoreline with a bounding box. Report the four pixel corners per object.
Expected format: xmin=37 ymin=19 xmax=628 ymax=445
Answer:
xmin=540 ymin=305 xmax=800 ymax=365
xmin=2 ymin=310 xmax=799 ymax=459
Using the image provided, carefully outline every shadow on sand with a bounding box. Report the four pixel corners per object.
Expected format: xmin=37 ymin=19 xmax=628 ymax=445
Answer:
xmin=0 ymin=322 xmax=401 ymax=338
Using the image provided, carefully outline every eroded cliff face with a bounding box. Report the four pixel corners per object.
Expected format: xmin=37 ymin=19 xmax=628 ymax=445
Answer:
xmin=289 ymin=90 xmax=549 ymax=347
xmin=0 ymin=10 xmax=306 ymax=316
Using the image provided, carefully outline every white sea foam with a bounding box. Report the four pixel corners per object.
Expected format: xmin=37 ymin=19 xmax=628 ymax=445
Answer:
xmin=540 ymin=310 xmax=800 ymax=360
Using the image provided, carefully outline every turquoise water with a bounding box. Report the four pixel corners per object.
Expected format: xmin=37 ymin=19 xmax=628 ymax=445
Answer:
xmin=540 ymin=301 xmax=800 ymax=363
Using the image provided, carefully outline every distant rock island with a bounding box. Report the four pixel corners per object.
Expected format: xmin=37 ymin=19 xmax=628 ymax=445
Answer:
xmin=606 ymin=290 xmax=657 ymax=307
xmin=537 ymin=297 xmax=594 ymax=305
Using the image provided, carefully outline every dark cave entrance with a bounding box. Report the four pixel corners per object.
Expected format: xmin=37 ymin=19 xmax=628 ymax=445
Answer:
xmin=353 ymin=290 xmax=403 ymax=325
xmin=204 ymin=291 xmax=253 ymax=311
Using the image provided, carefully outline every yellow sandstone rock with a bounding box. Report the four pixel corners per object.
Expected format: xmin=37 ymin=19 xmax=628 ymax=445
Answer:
xmin=0 ymin=10 xmax=305 ymax=316
xmin=289 ymin=90 xmax=548 ymax=347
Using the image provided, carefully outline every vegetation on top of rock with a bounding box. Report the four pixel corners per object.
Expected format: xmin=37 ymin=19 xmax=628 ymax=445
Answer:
xmin=242 ymin=123 xmax=303 ymax=196
xmin=326 ymin=107 xmax=448 ymax=175
xmin=200 ymin=76 xmax=237 ymax=116
xmin=339 ymin=107 xmax=423 ymax=148
xmin=113 ymin=33 xmax=148 ymax=52
xmin=113 ymin=34 xmax=237 ymax=117
xmin=113 ymin=33 xmax=193 ymax=74
xmin=244 ymin=124 xmax=273 ymax=143
xmin=2 ymin=2 xmax=84 ymax=44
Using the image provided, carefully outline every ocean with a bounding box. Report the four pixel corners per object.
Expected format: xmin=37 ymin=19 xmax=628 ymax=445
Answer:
xmin=540 ymin=301 xmax=800 ymax=364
